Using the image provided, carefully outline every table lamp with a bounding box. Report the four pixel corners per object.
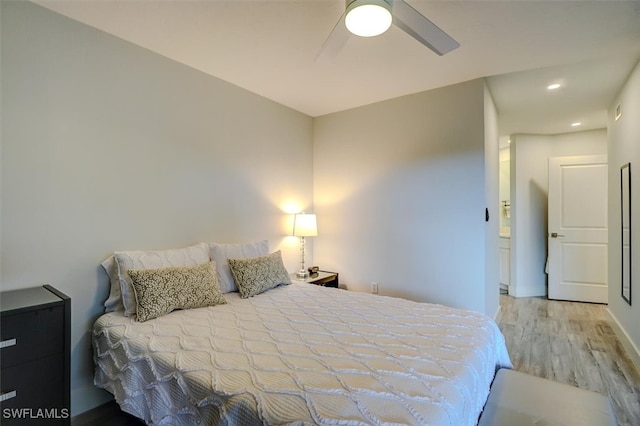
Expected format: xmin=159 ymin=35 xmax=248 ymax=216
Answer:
xmin=292 ymin=213 xmax=317 ymax=279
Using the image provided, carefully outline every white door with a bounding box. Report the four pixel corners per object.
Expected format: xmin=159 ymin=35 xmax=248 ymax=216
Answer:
xmin=548 ymin=155 xmax=608 ymax=303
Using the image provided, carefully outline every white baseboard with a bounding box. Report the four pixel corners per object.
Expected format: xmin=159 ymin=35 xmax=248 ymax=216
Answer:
xmin=606 ymin=308 xmax=640 ymax=374
xmin=509 ymin=285 xmax=546 ymax=298
xmin=493 ymin=304 xmax=501 ymax=321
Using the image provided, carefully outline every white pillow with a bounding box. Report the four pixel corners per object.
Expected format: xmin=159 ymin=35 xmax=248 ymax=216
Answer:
xmin=114 ymin=242 xmax=210 ymax=317
xmin=101 ymin=255 xmax=124 ymax=313
xmin=208 ymin=240 xmax=269 ymax=293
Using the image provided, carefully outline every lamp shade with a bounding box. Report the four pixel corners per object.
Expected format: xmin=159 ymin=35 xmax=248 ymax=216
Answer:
xmin=345 ymin=0 xmax=393 ymax=37
xmin=292 ymin=213 xmax=318 ymax=237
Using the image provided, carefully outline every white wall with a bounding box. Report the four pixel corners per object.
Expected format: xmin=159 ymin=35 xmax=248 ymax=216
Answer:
xmin=484 ymin=85 xmax=500 ymax=318
xmin=607 ymin=58 xmax=640 ymax=369
xmin=1 ymin=2 xmax=313 ymax=415
xmin=510 ymin=130 xmax=608 ymax=297
xmin=0 ymin=0 xmax=3 ymax=280
xmin=313 ymin=79 xmax=494 ymax=314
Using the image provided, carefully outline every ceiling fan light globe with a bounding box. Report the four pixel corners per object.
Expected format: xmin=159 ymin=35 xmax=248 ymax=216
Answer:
xmin=345 ymin=1 xmax=393 ymax=37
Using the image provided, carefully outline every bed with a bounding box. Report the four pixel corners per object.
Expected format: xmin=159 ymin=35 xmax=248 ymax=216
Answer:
xmin=93 ymin=242 xmax=512 ymax=425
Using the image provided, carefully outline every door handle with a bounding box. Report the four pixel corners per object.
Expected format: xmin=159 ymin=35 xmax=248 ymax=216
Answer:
xmin=550 ymin=232 xmax=565 ymax=238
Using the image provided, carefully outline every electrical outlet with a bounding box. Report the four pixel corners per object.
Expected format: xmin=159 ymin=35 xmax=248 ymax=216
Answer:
xmin=371 ymin=282 xmax=378 ymax=294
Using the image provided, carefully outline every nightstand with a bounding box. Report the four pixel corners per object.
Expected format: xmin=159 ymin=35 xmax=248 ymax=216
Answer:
xmin=1 ymin=285 xmax=71 ymax=425
xmin=294 ymin=271 xmax=339 ymax=288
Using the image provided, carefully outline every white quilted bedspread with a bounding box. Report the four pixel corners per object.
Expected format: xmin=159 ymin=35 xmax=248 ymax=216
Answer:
xmin=93 ymin=283 xmax=512 ymax=425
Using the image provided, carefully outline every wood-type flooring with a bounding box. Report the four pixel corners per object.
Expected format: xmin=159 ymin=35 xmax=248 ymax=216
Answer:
xmin=497 ymin=294 xmax=640 ymax=426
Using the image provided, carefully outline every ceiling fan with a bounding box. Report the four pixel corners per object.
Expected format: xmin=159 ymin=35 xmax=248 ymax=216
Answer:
xmin=318 ymin=0 xmax=459 ymax=60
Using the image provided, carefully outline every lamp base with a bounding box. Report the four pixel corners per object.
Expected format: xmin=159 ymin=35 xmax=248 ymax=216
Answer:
xmin=296 ymin=269 xmax=309 ymax=279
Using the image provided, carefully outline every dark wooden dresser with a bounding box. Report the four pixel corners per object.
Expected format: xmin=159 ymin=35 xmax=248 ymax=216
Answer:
xmin=1 ymin=285 xmax=71 ymax=425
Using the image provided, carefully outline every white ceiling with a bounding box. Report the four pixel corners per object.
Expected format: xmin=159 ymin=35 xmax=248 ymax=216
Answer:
xmin=33 ymin=0 xmax=640 ymax=137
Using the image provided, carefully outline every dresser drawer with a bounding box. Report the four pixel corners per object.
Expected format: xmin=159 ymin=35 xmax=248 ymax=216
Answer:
xmin=1 ymin=353 xmax=67 ymax=425
xmin=0 ymin=285 xmax=70 ymax=425
xmin=0 ymin=306 xmax=64 ymax=369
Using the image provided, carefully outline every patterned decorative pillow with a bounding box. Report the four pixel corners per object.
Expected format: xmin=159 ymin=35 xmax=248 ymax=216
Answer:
xmin=228 ymin=251 xmax=292 ymax=298
xmin=208 ymin=240 xmax=269 ymax=293
xmin=128 ymin=261 xmax=227 ymax=322
xmin=114 ymin=243 xmax=210 ymax=316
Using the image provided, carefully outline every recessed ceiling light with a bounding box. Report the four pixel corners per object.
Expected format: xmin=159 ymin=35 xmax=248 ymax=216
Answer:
xmin=571 ymin=122 xmax=582 ymax=127
xmin=615 ymin=104 xmax=622 ymax=122
xmin=547 ymin=83 xmax=562 ymax=90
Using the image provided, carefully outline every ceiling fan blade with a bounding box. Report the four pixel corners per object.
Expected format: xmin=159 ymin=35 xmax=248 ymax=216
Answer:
xmin=392 ymin=0 xmax=459 ymax=56
xmin=316 ymin=10 xmax=350 ymax=62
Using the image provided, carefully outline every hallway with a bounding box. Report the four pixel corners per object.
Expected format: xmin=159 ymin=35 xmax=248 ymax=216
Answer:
xmin=497 ymin=295 xmax=640 ymax=426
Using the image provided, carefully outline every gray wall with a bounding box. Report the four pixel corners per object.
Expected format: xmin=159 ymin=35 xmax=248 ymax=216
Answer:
xmin=0 ymin=0 xmax=3 ymax=279
xmin=2 ymin=0 xmax=510 ymax=417
xmin=509 ymin=130 xmax=608 ymax=297
xmin=608 ymin=58 xmax=640 ymax=369
xmin=484 ymin=85 xmax=500 ymax=318
xmin=312 ymin=79 xmax=498 ymax=315
xmin=1 ymin=1 xmax=313 ymax=414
